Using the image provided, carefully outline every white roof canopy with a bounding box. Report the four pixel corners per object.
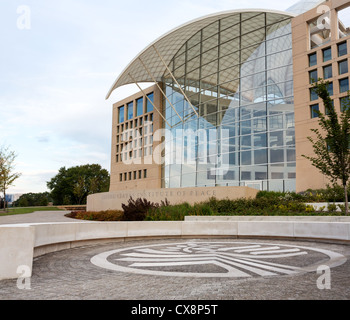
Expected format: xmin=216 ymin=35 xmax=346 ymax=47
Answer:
xmin=106 ymin=9 xmax=295 ymax=100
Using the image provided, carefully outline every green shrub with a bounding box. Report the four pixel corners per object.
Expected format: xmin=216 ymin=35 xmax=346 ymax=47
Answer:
xmin=66 ymin=210 xmax=124 ymax=221
xmin=122 ymin=197 xmax=165 ymax=221
xmin=327 ymin=203 xmax=338 ymax=212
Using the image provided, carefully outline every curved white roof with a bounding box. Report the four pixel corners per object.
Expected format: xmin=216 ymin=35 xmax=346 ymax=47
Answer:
xmin=106 ymin=9 xmax=295 ymax=100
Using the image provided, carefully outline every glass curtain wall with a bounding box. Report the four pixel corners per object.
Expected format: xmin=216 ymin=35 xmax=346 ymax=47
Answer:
xmin=161 ymin=12 xmax=296 ymax=192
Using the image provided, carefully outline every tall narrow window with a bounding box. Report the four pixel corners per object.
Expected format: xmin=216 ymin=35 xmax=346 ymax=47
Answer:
xmin=339 ymin=60 xmax=348 ymax=75
xmin=310 ymin=104 xmax=319 ymax=118
xmin=118 ymin=106 xmax=125 ymax=123
xmin=136 ymin=97 xmax=143 ymax=117
xmin=309 ymin=69 xmax=318 ymax=83
xmin=327 ymin=82 xmax=333 ymax=96
xmin=338 ymin=42 xmax=348 ymax=57
xmin=309 ymin=53 xmax=317 ymax=67
xmin=323 ymin=47 xmax=332 ymax=62
xmin=146 ymin=92 xmax=154 ymax=113
xmin=323 ymin=65 xmax=332 ymax=79
xmin=127 ymin=102 xmax=133 ymax=120
xmin=310 ymin=88 xmax=318 ymax=101
xmin=339 ymin=78 xmax=349 ymax=93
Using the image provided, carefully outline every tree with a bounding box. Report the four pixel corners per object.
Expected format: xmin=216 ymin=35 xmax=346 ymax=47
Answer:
xmin=0 ymin=146 xmax=21 ymax=211
xmin=47 ymin=164 xmax=110 ymax=205
xmin=13 ymin=192 xmax=52 ymax=207
xmin=302 ymin=79 xmax=350 ymax=215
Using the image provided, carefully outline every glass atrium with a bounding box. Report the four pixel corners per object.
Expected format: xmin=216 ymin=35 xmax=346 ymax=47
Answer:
xmin=161 ymin=12 xmax=296 ymax=191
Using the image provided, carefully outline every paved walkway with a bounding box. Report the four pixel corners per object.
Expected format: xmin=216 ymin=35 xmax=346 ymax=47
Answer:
xmin=0 ymin=210 xmax=79 ymax=225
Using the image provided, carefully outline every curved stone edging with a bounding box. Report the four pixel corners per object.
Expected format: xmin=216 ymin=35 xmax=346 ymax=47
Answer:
xmin=0 ymin=220 xmax=350 ymax=280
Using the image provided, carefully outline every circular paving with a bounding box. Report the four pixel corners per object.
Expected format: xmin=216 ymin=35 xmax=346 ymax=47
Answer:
xmin=91 ymin=240 xmax=347 ymax=278
xmin=1 ymin=238 xmax=350 ymax=300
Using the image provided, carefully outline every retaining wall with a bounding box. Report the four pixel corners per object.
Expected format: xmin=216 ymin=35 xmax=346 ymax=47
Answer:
xmin=1 ymin=219 xmax=350 ymax=280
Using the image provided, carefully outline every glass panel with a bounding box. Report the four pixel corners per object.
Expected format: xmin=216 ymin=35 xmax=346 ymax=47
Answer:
xmin=323 ymin=47 xmax=332 ymax=62
xmin=339 ymin=78 xmax=349 ymax=93
xmin=266 ymin=34 xmax=292 ymax=54
xmin=220 ymin=23 xmax=240 ymax=43
xmin=136 ymin=98 xmax=143 ymax=117
xmin=309 ymin=53 xmax=317 ymax=67
xmin=310 ymin=104 xmax=319 ymax=118
xmin=202 ymin=21 xmax=219 ymax=40
xmin=326 ymin=82 xmax=333 ymax=96
xmin=187 ymin=43 xmax=201 ymax=61
xmin=267 ymin=50 xmax=292 ymax=69
xmin=338 ymin=42 xmax=348 ymax=56
xmin=241 ymin=29 xmax=265 ymax=49
xmin=339 ymin=60 xmax=348 ymax=75
xmin=323 ymin=65 xmax=332 ymax=79
xmin=219 ymin=52 xmax=239 ymax=71
xmin=220 ymin=38 xmax=240 ymax=57
xmin=241 ymin=13 xmax=265 ymax=35
xmin=309 ymin=69 xmax=318 ymax=83
xmin=310 ymin=88 xmax=318 ymax=101
xmin=202 ymin=34 xmax=219 ymax=52
xmin=118 ymin=106 xmax=124 ymax=123
xmin=146 ymin=92 xmax=154 ymax=113
xmin=270 ymin=148 xmax=284 ymax=163
xmin=266 ymin=19 xmax=291 ymax=39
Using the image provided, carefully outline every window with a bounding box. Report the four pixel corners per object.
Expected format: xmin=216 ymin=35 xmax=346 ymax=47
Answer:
xmin=309 ymin=69 xmax=318 ymax=83
xmin=310 ymin=88 xmax=318 ymax=101
xmin=127 ymin=102 xmax=133 ymax=120
xmin=309 ymin=53 xmax=317 ymax=67
xmin=339 ymin=78 xmax=349 ymax=93
xmin=338 ymin=42 xmax=348 ymax=57
xmin=146 ymin=93 xmax=154 ymax=113
xmin=138 ymin=170 xmax=142 ymax=179
xmin=118 ymin=106 xmax=125 ymax=123
xmin=323 ymin=47 xmax=332 ymax=62
xmin=144 ymin=169 xmax=147 ymax=178
xmin=119 ymin=173 xmax=122 ymax=182
xmin=326 ymin=82 xmax=333 ymax=96
xmin=310 ymin=104 xmax=319 ymax=118
xmin=133 ymin=171 xmax=137 ymax=180
xmin=340 ymin=96 xmax=350 ymax=112
xmin=323 ymin=65 xmax=332 ymax=79
xmin=339 ymin=60 xmax=348 ymax=75
xmin=136 ymin=98 xmax=143 ymax=117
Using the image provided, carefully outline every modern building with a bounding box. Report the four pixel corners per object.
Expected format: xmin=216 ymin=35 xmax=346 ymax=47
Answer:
xmin=88 ymin=0 xmax=350 ymax=211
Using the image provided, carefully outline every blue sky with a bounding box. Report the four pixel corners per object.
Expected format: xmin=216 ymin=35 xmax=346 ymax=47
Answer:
xmin=0 ymin=0 xmax=298 ymax=194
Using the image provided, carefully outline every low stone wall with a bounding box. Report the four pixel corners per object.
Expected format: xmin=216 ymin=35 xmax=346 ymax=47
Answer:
xmin=1 ymin=218 xmax=350 ymax=280
xmin=87 ymin=186 xmax=259 ymax=211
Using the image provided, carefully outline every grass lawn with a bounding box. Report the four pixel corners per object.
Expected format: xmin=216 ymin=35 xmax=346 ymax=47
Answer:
xmin=0 ymin=207 xmax=64 ymax=216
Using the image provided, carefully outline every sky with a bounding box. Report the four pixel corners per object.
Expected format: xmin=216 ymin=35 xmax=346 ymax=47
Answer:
xmin=0 ymin=0 xmax=299 ymax=194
